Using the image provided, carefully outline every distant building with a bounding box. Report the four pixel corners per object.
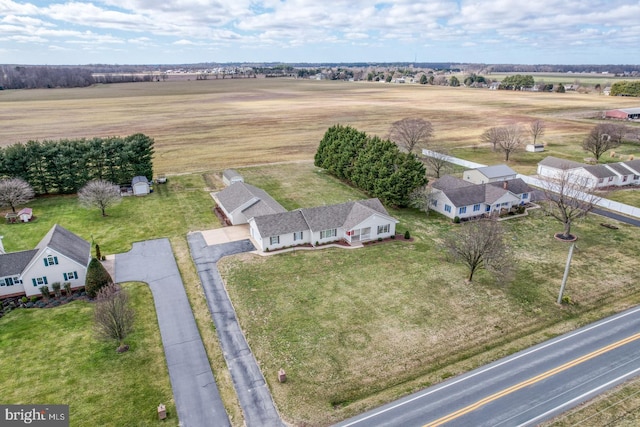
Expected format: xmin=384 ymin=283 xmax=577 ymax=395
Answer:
xmin=604 ymin=108 xmax=640 ymax=120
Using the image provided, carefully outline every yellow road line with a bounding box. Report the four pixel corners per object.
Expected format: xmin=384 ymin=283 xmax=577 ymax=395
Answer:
xmin=424 ymin=332 xmax=640 ymax=427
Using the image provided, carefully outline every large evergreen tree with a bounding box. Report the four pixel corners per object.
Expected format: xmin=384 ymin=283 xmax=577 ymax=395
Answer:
xmin=85 ymin=257 xmax=114 ymax=298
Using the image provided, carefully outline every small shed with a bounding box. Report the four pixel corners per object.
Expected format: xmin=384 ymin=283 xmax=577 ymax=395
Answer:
xmin=17 ymin=208 xmax=32 ymax=222
xmin=222 ymin=169 xmax=244 ymax=186
xmin=526 ymin=144 xmax=545 ymax=152
xmin=132 ymin=176 xmax=150 ymax=196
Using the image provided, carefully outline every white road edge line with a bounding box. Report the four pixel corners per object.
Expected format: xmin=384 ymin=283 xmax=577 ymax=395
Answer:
xmin=337 ymin=306 xmax=640 ymax=427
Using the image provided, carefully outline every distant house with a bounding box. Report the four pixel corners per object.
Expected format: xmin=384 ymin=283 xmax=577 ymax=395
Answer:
xmin=605 ymin=108 xmax=640 ymax=120
xmin=249 ymin=199 xmax=398 ymax=252
xmin=537 ymin=156 xmax=640 ymax=188
xmin=222 ymin=169 xmax=244 ymax=186
xmin=430 ymin=175 xmax=531 ymax=220
xmin=463 ymin=165 xmax=517 ymax=184
xmin=212 ymin=182 xmax=286 ymax=226
xmin=17 ymin=208 xmax=33 ymax=223
xmin=132 ymin=176 xmax=150 ymax=196
xmin=0 ymin=224 xmax=91 ymax=299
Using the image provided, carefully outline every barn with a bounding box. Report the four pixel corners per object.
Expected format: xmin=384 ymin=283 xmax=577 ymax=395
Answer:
xmin=605 ymin=108 xmax=640 ymax=120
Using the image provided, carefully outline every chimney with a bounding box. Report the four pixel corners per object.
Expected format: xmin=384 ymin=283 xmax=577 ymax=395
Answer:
xmin=0 ymin=236 xmax=5 ymax=255
xmin=503 ymin=181 xmax=508 ymax=190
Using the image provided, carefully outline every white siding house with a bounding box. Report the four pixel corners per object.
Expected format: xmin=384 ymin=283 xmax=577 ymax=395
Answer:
xmin=249 ymin=199 xmax=398 ymax=252
xmin=463 ymin=165 xmax=517 ymax=184
xmin=537 ymin=156 xmax=640 ymax=189
xmin=536 ymin=157 xmax=584 ymax=180
xmin=212 ymin=182 xmax=286 ymax=225
xmin=0 ymin=225 xmax=91 ymax=299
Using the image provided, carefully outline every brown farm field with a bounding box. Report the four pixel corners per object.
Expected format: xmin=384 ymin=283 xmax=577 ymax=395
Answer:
xmin=2 ymin=78 xmax=639 ymax=174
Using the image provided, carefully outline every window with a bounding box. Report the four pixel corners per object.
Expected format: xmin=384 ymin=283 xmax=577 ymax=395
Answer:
xmin=444 ymin=204 xmax=452 ymax=213
xmin=63 ymin=272 xmax=78 ymax=281
xmin=320 ymin=229 xmax=337 ymax=239
xmin=598 ymin=178 xmax=604 ymax=184
xmin=634 ymin=175 xmax=640 ymax=180
xmin=485 ymin=205 xmax=491 ymax=212
xmin=473 ymin=204 xmax=481 ymax=212
xmin=459 ymin=207 xmax=467 ymax=214
xmin=44 ymin=255 xmax=58 ymax=267
xmin=32 ymin=277 xmax=48 ymax=287
xmin=293 ymin=231 xmax=303 ymax=241
xmin=522 ymin=193 xmax=529 ymax=199
xmin=377 ymin=224 xmax=390 ymax=234
xmin=608 ymin=176 xmax=614 ymax=182
xmin=623 ymin=176 xmax=628 ymax=182
xmin=431 ymin=199 xmax=438 ymax=207
xmin=270 ymin=236 xmax=280 ymax=245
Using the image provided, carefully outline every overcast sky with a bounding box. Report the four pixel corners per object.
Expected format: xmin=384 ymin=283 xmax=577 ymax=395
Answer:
xmin=1 ymin=0 xmax=638 ymax=65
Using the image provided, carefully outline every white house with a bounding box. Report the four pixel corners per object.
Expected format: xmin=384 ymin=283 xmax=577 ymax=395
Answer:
xmin=132 ymin=176 xmax=150 ymax=196
xmin=0 ymin=224 xmax=91 ymax=299
xmin=463 ymin=165 xmax=517 ymax=184
xmin=212 ymin=182 xmax=286 ymax=226
xmin=222 ymin=169 xmax=244 ymax=186
xmin=248 ymin=198 xmax=398 ymax=252
xmin=537 ymin=156 xmax=640 ymax=188
xmin=431 ymin=175 xmax=532 ymax=220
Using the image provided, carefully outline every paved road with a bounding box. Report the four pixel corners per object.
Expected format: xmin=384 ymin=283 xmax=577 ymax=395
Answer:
xmin=335 ymin=305 xmax=640 ymax=427
xmin=187 ymin=232 xmax=284 ymax=427
xmin=115 ymin=239 xmax=230 ymax=427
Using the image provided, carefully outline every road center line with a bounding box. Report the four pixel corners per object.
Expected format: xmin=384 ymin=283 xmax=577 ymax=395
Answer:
xmin=423 ymin=332 xmax=640 ymax=427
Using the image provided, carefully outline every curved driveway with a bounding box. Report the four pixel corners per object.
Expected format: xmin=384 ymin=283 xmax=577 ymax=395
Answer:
xmin=187 ymin=232 xmax=284 ymax=427
xmin=115 ymin=238 xmax=230 ymax=427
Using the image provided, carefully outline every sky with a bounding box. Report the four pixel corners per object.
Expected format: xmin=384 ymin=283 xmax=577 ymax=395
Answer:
xmin=0 ymin=0 xmax=638 ymax=65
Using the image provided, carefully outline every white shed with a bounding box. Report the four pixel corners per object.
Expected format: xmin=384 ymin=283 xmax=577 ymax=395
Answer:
xmin=132 ymin=176 xmax=150 ymax=196
xmin=222 ymin=169 xmax=244 ymax=186
xmin=17 ymin=208 xmax=32 ymax=223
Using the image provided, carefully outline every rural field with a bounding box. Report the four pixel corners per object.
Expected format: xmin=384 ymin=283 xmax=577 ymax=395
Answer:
xmin=1 ymin=78 xmax=640 ymax=426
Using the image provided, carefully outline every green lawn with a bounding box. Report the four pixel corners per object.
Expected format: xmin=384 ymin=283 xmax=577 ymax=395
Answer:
xmin=0 ymin=283 xmax=177 ymax=426
xmin=218 ymin=163 xmax=640 ymax=426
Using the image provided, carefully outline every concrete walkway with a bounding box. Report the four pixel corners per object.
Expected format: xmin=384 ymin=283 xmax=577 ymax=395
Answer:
xmin=115 ymin=239 xmax=230 ymax=427
xmin=187 ymin=232 xmax=284 ymax=427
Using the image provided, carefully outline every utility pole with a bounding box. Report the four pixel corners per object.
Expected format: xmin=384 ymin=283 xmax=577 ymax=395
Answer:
xmin=557 ymin=243 xmax=576 ymax=304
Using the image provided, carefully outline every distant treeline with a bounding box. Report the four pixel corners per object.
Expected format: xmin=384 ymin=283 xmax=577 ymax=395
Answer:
xmin=610 ymin=81 xmax=640 ymax=97
xmin=314 ymin=125 xmax=427 ymax=207
xmin=0 ymin=134 xmax=154 ymax=195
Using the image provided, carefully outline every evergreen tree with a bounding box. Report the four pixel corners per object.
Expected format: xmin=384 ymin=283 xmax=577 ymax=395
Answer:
xmin=85 ymin=257 xmax=114 ymax=298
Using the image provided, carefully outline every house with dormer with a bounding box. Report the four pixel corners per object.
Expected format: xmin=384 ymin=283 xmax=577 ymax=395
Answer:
xmin=0 ymin=224 xmax=91 ymax=299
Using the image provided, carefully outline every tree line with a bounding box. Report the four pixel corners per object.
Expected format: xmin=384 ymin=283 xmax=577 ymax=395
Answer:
xmin=610 ymin=81 xmax=640 ymax=97
xmin=314 ymin=125 xmax=427 ymax=207
xmin=0 ymin=134 xmax=154 ymax=195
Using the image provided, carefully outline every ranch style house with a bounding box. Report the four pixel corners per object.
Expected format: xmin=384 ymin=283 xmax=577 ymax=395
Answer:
xmin=0 ymin=224 xmax=90 ymax=299
xmin=537 ymin=156 xmax=640 ymax=189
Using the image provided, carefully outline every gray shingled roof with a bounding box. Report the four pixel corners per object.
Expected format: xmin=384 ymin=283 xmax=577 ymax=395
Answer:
xmin=440 ymin=185 xmax=487 ymax=207
xmin=582 ymin=165 xmax=618 ymax=179
xmin=35 ymin=224 xmax=91 ymax=267
xmin=606 ymin=163 xmax=634 ymax=175
xmin=223 ymin=169 xmax=242 ymax=180
xmin=252 ymin=210 xmax=309 ymax=237
xmin=215 ymin=182 xmax=286 ymax=217
xmin=474 ymin=164 xmax=517 ymax=179
xmin=0 ymin=250 xmax=38 ymax=277
xmin=488 ymin=178 xmax=532 ymax=195
xmin=622 ymin=159 xmax=640 ymax=174
xmin=432 ymin=175 xmax=474 ymax=191
xmin=132 ymin=175 xmax=149 ymax=185
xmin=254 ymin=198 xmax=394 ymax=237
xmin=538 ymin=156 xmax=584 ymax=170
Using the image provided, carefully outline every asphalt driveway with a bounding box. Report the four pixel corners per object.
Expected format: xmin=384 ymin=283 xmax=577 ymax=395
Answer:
xmin=187 ymin=232 xmax=284 ymax=427
xmin=115 ymin=238 xmax=230 ymax=427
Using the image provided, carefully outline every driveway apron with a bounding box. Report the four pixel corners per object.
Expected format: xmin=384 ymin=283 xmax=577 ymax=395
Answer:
xmin=187 ymin=232 xmax=284 ymax=427
xmin=115 ymin=238 xmax=230 ymax=427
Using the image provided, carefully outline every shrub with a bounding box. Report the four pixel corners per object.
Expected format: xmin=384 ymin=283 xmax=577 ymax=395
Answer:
xmin=453 ymin=216 xmax=461 ymax=224
xmin=21 ymin=296 xmax=27 ymax=304
xmin=390 ymin=234 xmax=395 ymax=239
xmin=95 ymin=244 xmax=101 ymax=260
xmin=404 ymin=230 xmax=411 ymax=239
xmin=51 ymin=282 xmax=62 ymax=297
xmin=30 ymin=296 xmax=38 ymax=303
xmin=64 ymin=282 xmax=72 ymax=296
xmin=39 ymin=285 xmax=50 ymax=299
xmin=85 ymin=257 xmax=114 ymax=298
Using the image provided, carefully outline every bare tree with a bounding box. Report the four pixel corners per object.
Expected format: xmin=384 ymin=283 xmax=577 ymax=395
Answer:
xmin=498 ymin=124 xmax=525 ymax=161
xmin=540 ymin=168 xmax=602 ymax=239
xmin=481 ymin=127 xmax=503 ymax=152
xmin=389 ymin=117 xmax=433 ymax=153
xmin=409 ymin=186 xmax=434 ymax=215
xmin=423 ymin=147 xmax=451 ymax=178
xmin=78 ymin=180 xmax=122 ymax=217
xmin=0 ymin=178 xmax=35 ymax=213
xmin=582 ymin=124 xmax=622 ymax=161
xmin=529 ymin=120 xmax=546 ymax=145
xmin=444 ymin=219 xmax=509 ymax=282
xmin=94 ymin=283 xmax=134 ymax=351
